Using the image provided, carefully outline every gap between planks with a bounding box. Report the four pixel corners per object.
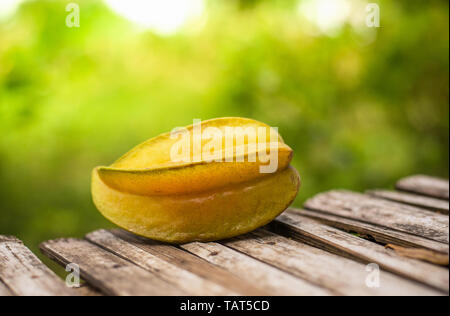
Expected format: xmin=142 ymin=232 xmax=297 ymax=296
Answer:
xmin=40 ymin=238 xmax=186 ymax=296
xmin=271 ymin=210 xmax=449 ymax=294
xmin=41 ymin=231 xmax=269 ymax=296
xmin=86 ymin=229 xmax=241 ymax=296
xmin=110 ymin=229 xmax=272 ymax=295
xmin=74 ymin=229 xmax=443 ymax=296
xmin=296 ymin=208 xmax=449 ymax=254
xmin=220 ymin=229 xmax=442 ymax=296
xmin=87 ymin=229 xmax=333 ymax=296
xmin=367 ymin=189 xmax=449 ymax=215
xmin=181 ymin=241 xmax=333 ymax=296
xmin=304 ymin=190 xmax=449 ymax=244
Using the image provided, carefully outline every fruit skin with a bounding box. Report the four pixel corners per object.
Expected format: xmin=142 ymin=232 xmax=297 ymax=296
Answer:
xmin=98 ymin=117 xmax=290 ymax=196
xmin=110 ymin=117 xmax=284 ymax=170
xmin=98 ymin=144 xmax=293 ymax=196
xmin=92 ymin=165 xmax=300 ymax=244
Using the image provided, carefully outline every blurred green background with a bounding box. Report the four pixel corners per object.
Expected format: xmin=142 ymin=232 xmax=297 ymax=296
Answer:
xmin=0 ymin=0 xmax=448 ymax=262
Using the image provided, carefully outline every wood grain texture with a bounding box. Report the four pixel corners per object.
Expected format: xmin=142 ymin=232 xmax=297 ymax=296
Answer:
xmin=367 ymin=190 xmax=449 ymax=215
xmin=40 ymin=238 xmax=185 ymax=296
xmin=224 ymin=230 xmax=441 ymax=296
xmin=182 ymin=241 xmax=332 ymax=296
xmin=111 ymin=229 xmax=266 ymax=295
xmin=74 ymin=284 xmax=103 ymax=296
xmin=297 ymin=208 xmax=449 ymax=254
xmin=304 ymin=190 xmax=449 ymax=244
xmin=86 ymin=229 xmax=235 ymax=295
xmin=0 ymin=281 xmax=13 ymax=296
xmin=272 ymin=212 xmax=449 ymax=293
xmin=0 ymin=236 xmax=21 ymax=243
xmin=385 ymin=244 xmax=450 ymax=266
xmin=0 ymin=235 xmax=74 ymax=296
xmin=396 ymin=175 xmax=449 ymax=200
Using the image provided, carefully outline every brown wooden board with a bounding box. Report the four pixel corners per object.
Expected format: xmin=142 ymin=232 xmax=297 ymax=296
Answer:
xmin=396 ymin=175 xmax=449 ymax=200
xmin=296 ymin=208 xmax=449 ymax=254
xmin=223 ymin=230 xmax=441 ymax=296
xmin=304 ymin=190 xmax=449 ymax=244
xmin=40 ymin=238 xmax=186 ymax=296
xmin=182 ymin=241 xmax=332 ymax=296
xmin=0 ymin=235 xmax=74 ymax=296
xmin=86 ymin=229 xmax=237 ymax=295
xmin=20 ymin=174 xmax=450 ymax=296
xmin=111 ymin=229 xmax=267 ymax=295
xmin=367 ymin=189 xmax=449 ymax=215
xmin=74 ymin=284 xmax=103 ymax=296
xmin=272 ymin=211 xmax=449 ymax=294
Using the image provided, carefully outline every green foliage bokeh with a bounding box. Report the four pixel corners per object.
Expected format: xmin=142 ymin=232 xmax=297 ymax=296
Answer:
xmin=0 ymin=0 xmax=448 ymax=259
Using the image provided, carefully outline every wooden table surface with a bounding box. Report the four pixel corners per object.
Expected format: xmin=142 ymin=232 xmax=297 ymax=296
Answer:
xmin=1 ymin=174 xmax=449 ymax=296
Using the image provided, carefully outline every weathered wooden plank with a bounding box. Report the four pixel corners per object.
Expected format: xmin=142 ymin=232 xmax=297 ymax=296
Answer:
xmin=112 ymin=229 xmax=266 ymax=295
xmin=40 ymin=238 xmax=185 ymax=296
xmin=304 ymin=190 xmax=449 ymax=244
xmin=224 ymin=230 xmax=442 ymax=296
xmin=385 ymin=244 xmax=450 ymax=266
xmin=367 ymin=190 xmax=449 ymax=215
xmin=296 ymin=208 xmax=449 ymax=254
xmin=272 ymin=212 xmax=449 ymax=293
xmin=0 ymin=235 xmax=74 ymax=296
xmin=74 ymin=284 xmax=103 ymax=296
xmin=182 ymin=241 xmax=332 ymax=296
xmin=0 ymin=281 xmax=13 ymax=296
xmin=86 ymin=229 xmax=235 ymax=296
xmin=396 ymin=175 xmax=449 ymax=200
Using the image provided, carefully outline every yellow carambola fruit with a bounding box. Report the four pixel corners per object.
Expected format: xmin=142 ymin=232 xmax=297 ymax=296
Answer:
xmin=92 ymin=117 xmax=301 ymax=243
xmin=98 ymin=117 xmax=291 ymax=196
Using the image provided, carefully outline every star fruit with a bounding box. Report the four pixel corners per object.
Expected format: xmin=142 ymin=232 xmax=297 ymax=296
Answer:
xmin=92 ymin=117 xmax=300 ymax=243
